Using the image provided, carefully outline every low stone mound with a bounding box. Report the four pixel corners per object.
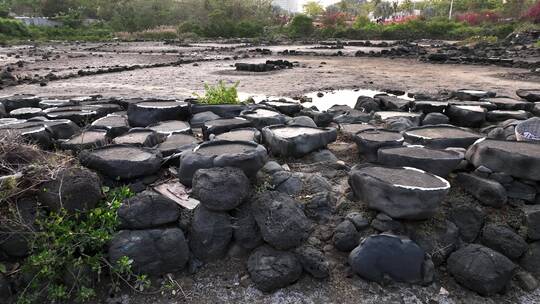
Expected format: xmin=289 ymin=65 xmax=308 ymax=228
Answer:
xmin=403 ymin=125 xmax=482 ymax=149
xmin=80 ymin=145 xmax=162 ymax=180
xmin=127 ymin=101 xmax=190 ymax=127
xmin=378 ymin=146 xmax=463 ymax=177
xmin=448 ymin=244 xmax=516 ymax=296
xmin=112 ymin=128 xmax=161 ymax=147
xmin=339 ymin=123 xmax=375 ymax=137
xmin=235 ymin=60 xmax=292 ymax=72
xmin=148 ymin=120 xmax=191 ymax=135
xmin=262 ymin=125 xmax=337 ymax=157
xmin=30 ymin=117 xmax=80 ymax=140
xmin=202 ymin=118 xmax=252 ymax=140
xmin=349 ymin=234 xmax=432 ymax=284
xmin=178 ymin=140 xmax=267 ymax=186
xmin=353 ymin=129 xmax=404 ymax=162
xmin=373 ymin=111 xmax=422 ymax=125
xmin=61 ymin=129 xmax=109 ymax=151
xmin=466 ymin=138 xmax=540 ymax=181
xmin=240 ymin=107 xmax=289 ymax=130
xmin=349 ymin=165 xmax=450 ymax=220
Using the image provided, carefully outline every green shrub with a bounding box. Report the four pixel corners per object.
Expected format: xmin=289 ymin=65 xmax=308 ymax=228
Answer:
xmin=0 ymin=18 xmax=30 ymax=38
xmin=177 ymin=20 xmax=203 ymax=35
xmin=289 ymin=14 xmax=314 ymax=38
xmin=18 ymin=186 xmax=143 ymax=303
xmin=195 ymin=80 xmax=240 ymax=105
xmin=352 ymin=15 xmax=372 ymax=29
xmin=236 ymin=20 xmax=264 ymax=38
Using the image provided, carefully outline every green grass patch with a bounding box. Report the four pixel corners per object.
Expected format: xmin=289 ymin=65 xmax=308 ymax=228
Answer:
xmin=17 ymin=186 xmax=146 ymax=303
xmin=195 ymin=80 xmax=241 ymax=105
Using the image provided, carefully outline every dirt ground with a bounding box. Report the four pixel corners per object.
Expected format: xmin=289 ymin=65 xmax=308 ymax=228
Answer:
xmin=3 ymin=42 xmax=540 ymax=304
xmin=1 ymin=42 xmax=539 ymax=100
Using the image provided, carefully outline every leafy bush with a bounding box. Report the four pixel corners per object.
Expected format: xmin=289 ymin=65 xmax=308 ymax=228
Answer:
xmin=524 ymin=0 xmax=540 ymax=23
xmin=0 ymin=18 xmax=30 ymax=38
xmin=18 ymin=186 xmax=141 ymax=303
xmin=289 ymin=14 xmax=314 ymax=38
xmin=177 ymin=20 xmax=203 ymax=36
xmin=456 ymin=11 xmax=501 ymax=25
xmin=352 ymin=15 xmax=372 ymax=29
xmin=195 ymin=80 xmax=240 ymax=105
xmin=236 ymin=20 xmax=264 ymax=38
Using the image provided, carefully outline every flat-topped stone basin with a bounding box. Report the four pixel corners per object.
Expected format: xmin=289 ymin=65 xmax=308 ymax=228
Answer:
xmin=38 ymin=99 xmax=76 ymax=109
xmin=157 ymin=133 xmax=200 ymax=157
xmin=80 ymin=145 xmax=163 ymax=180
xmin=44 ymin=106 xmax=98 ymax=125
xmin=0 ymin=94 xmax=41 ymax=112
xmin=260 ymin=100 xmax=302 ymax=116
xmin=483 ymin=97 xmax=535 ymax=111
xmin=349 ymin=165 xmax=450 ymax=220
xmin=214 ymin=128 xmax=261 ymax=142
xmin=455 ymin=89 xmax=494 ymax=101
xmin=61 ymin=129 xmax=109 ymax=151
xmin=517 ymin=89 xmax=540 ymax=102
xmin=353 ymin=129 xmax=404 ymax=161
xmin=27 ymin=117 xmax=80 ymax=140
xmin=178 ymin=140 xmax=267 ymax=186
xmin=374 ymin=111 xmax=423 ymax=124
xmin=262 ymin=125 xmax=337 ymax=157
xmin=340 ymin=123 xmax=376 ymax=137
xmin=202 ymin=118 xmax=252 ymax=140
xmin=240 ymin=108 xmax=288 ymax=129
xmin=128 ymin=101 xmax=190 ymax=127
xmin=378 ymin=146 xmax=463 ymax=177
xmin=191 ymin=103 xmax=246 ymax=119
xmin=91 ymin=114 xmax=130 ymax=137
xmin=447 ymin=105 xmax=486 ymax=128
xmin=9 ymin=107 xmax=43 ymax=119
xmin=0 ymin=121 xmax=52 ymax=148
xmin=412 ymin=101 xmax=449 ymax=113
xmin=487 ymin=110 xmax=531 ymax=122
xmin=448 ymin=100 xmax=497 ymax=111
xmin=148 ymin=120 xmax=191 ymax=135
xmin=112 ymin=129 xmax=160 ymax=147
xmin=466 ymin=139 xmax=540 ymax=181
xmin=403 ymin=125 xmax=482 ymax=149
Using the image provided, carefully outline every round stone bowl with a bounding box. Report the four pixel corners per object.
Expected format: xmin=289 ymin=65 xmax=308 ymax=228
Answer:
xmin=353 ymin=129 xmax=404 ymax=162
xmin=262 ymin=125 xmax=337 ymax=158
xmin=515 ymin=117 xmax=540 ymax=142
xmin=80 ymin=145 xmax=163 ymax=180
xmin=178 ymin=140 xmax=268 ymax=186
xmin=349 ymin=164 xmax=450 ymax=220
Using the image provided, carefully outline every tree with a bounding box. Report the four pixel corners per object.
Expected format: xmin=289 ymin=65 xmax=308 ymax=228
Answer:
xmin=303 ymin=1 xmax=324 ymax=17
xmin=374 ymin=1 xmax=394 ymax=19
xmin=289 ymin=14 xmax=314 ymax=37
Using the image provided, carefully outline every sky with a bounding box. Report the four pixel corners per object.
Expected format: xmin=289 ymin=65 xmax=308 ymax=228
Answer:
xmin=299 ymin=0 xmax=341 ymax=8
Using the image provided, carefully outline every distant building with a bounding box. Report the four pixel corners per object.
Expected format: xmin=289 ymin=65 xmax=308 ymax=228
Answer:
xmin=273 ymin=0 xmax=300 ymax=13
